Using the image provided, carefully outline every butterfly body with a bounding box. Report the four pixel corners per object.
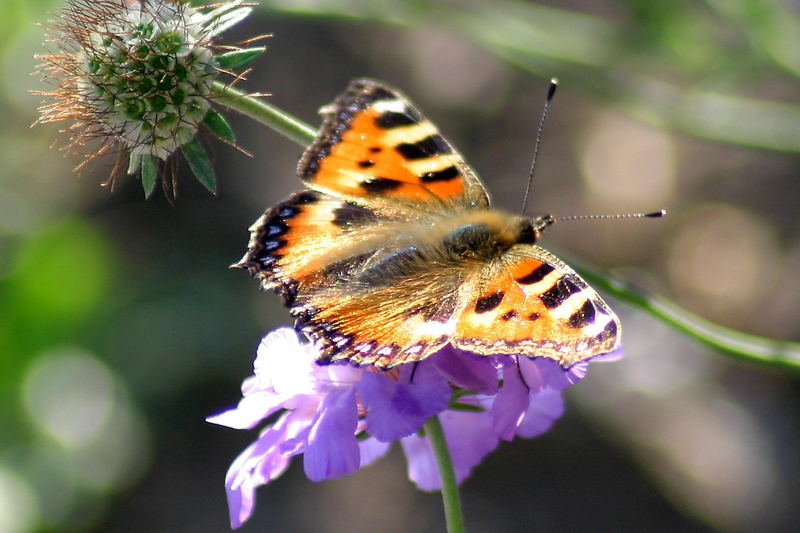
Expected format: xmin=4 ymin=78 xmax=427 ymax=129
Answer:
xmin=238 ymin=79 xmax=620 ymax=369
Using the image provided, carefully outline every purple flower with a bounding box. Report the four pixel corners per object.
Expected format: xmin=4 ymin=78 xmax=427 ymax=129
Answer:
xmin=208 ymin=329 xmax=616 ymax=528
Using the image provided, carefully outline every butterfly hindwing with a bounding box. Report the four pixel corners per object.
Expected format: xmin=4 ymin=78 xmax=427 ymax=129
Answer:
xmin=294 ymin=275 xmax=463 ymax=369
xmin=453 ymin=246 xmax=620 ymax=367
xmin=298 ymin=79 xmax=490 ymax=210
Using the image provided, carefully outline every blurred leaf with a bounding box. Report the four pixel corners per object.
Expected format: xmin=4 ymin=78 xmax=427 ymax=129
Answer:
xmin=140 ymin=154 xmax=158 ymax=198
xmin=203 ymin=109 xmax=236 ymax=143
xmin=448 ymin=402 xmax=485 ymax=412
xmin=6 ymin=219 xmax=113 ymax=322
xmin=0 ymin=219 xmax=115 ymax=386
xmin=180 ymin=137 xmax=217 ymax=194
xmin=127 ymin=153 xmax=141 ymax=176
xmin=705 ymin=0 xmax=800 ymax=78
xmin=215 ymin=47 xmax=267 ymax=72
xmin=256 ymin=0 xmax=800 ymax=153
xmin=203 ymin=4 xmax=253 ymax=35
xmin=258 ymin=0 xmax=430 ymax=24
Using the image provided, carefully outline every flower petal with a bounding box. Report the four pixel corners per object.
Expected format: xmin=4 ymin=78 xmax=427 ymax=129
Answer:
xmin=359 ymin=437 xmax=391 ymax=468
xmin=205 ymin=390 xmax=285 ymax=430
xmin=402 ymin=409 xmax=499 ymax=491
xmin=253 ymin=328 xmax=318 ymax=395
xmin=432 ymin=345 xmax=499 ymax=394
xmin=441 ymin=409 xmax=500 ymax=485
xmin=519 ymin=357 xmax=587 ymax=392
xmin=399 ymin=433 xmax=438 ymax=490
xmin=491 ymin=366 xmax=529 ymax=441
xmin=224 ymin=413 xmax=294 ymax=529
xmin=516 ymin=389 xmax=565 ymax=438
xmin=358 ymin=362 xmax=450 ymax=442
xmin=303 ymin=389 xmax=360 ymax=481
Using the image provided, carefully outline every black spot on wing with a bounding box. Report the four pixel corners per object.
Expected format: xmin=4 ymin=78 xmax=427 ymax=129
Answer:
xmin=420 ymin=165 xmax=459 ymax=183
xmin=528 ymin=312 xmax=541 ymax=321
xmin=539 ymin=277 xmax=581 ymax=309
xmin=475 ymin=290 xmax=505 ymax=313
xmin=567 ymin=300 xmax=596 ymax=328
xmin=395 ymin=135 xmax=452 ymax=160
xmin=358 ymin=160 xmax=375 ymax=168
xmin=374 ymin=110 xmax=419 ymax=129
xmin=360 ymin=177 xmax=403 ymax=193
xmin=516 ymin=263 xmax=554 ymax=285
xmin=367 ymin=86 xmax=396 ymax=102
xmin=500 ymin=310 xmax=518 ymax=321
xmin=598 ymin=319 xmax=618 ymax=342
xmin=332 ymin=202 xmax=378 ymax=228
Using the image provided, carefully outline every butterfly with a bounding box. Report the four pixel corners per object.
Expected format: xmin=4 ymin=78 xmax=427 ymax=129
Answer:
xmin=236 ymin=79 xmax=620 ymax=370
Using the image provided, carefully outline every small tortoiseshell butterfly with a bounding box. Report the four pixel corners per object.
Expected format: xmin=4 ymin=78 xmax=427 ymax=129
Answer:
xmin=236 ymin=79 xmax=620 ymax=369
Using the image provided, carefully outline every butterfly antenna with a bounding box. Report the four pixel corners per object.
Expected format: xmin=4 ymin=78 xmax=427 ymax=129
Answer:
xmin=556 ymin=209 xmax=667 ymax=222
xmin=521 ymin=78 xmax=559 ymax=216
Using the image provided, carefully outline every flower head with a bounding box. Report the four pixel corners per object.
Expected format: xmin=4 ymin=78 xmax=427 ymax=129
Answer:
xmin=35 ymin=0 xmax=266 ymax=197
xmin=208 ymin=329 xmax=606 ymax=528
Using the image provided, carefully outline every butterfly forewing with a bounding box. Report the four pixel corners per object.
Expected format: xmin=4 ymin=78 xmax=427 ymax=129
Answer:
xmin=236 ymin=189 xmax=397 ymax=303
xmin=298 ymin=79 xmax=490 ymax=210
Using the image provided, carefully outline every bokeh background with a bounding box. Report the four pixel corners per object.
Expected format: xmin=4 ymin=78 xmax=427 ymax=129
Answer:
xmin=2 ymin=0 xmax=800 ymax=531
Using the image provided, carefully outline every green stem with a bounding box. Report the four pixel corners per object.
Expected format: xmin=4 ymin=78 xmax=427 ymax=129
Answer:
xmin=211 ymin=81 xmax=316 ymax=146
xmin=424 ymin=416 xmax=466 ymax=533
xmin=208 ymin=78 xmax=800 ymax=373
xmin=577 ymin=265 xmax=800 ymax=373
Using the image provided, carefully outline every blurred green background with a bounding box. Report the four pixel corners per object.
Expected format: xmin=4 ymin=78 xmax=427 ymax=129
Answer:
xmin=2 ymin=0 xmax=799 ymax=531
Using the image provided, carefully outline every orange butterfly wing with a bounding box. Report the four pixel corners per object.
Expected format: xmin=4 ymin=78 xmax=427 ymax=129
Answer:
xmin=240 ymin=79 xmax=621 ymax=370
xmin=453 ymin=247 xmax=620 ymax=367
xmin=298 ymin=79 xmax=489 ymax=210
xmin=236 ymin=189 xmax=467 ymax=368
xmin=236 ymin=189 xmax=406 ymax=302
xmin=294 ymin=274 xmax=463 ymax=368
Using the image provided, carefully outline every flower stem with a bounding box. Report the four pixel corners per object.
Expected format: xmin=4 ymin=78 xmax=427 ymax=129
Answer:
xmin=424 ymin=416 xmax=465 ymax=533
xmin=209 ymin=79 xmax=800 ymax=374
xmin=211 ymin=81 xmax=317 ymax=146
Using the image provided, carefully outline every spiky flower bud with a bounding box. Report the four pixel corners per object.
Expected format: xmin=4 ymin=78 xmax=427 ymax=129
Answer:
xmin=35 ymin=0 xmax=266 ymax=197
xmin=79 ymin=2 xmax=216 ymax=159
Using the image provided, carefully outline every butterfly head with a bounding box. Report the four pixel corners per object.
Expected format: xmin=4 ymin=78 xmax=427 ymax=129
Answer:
xmin=517 ymin=214 xmax=555 ymax=245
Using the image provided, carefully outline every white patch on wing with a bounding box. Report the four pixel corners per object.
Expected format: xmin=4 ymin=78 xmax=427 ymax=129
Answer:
xmin=384 ymin=122 xmax=439 ymax=145
xmin=578 ymin=312 xmax=614 ymax=337
xmin=372 ymin=99 xmax=407 ymax=113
